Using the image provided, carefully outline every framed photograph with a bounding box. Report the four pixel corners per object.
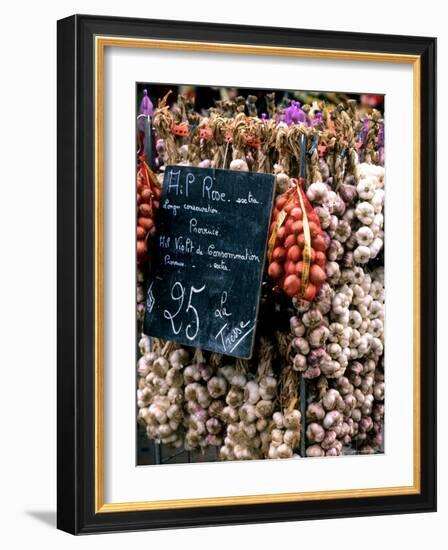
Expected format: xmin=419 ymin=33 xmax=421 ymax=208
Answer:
xmin=57 ymin=14 xmax=436 ymax=534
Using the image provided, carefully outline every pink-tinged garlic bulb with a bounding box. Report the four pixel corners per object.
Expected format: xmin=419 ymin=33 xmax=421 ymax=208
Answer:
xmin=306 ymin=182 xmax=329 ymax=204
xmin=137 ymin=342 xmax=191 ymax=449
xmin=305 ymin=386 xmax=345 ymax=456
xmin=295 ymin=153 xmax=385 ymax=457
xmin=229 ymin=158 xmax=249 ymax=172
xmin=136 ymin=269 xmax=146 ymax=322
xmin=264 ymin=336 xmax=302 ymax=460
xmin=137 ymin=343 xmax=231 ymax=451
xmin=218 ymin=339 xmax=279 ymax=461
xmin=182 ymin=350 xmax=229 ymax=451
xmin=266 ymin=397 xmax=301 ymax=459
xmin=275 ymin=171 xmax=291 ymax=194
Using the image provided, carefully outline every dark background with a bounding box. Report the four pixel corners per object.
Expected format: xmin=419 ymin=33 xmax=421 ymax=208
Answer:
xmin=136 ymin=82 xmax=384 ymax=117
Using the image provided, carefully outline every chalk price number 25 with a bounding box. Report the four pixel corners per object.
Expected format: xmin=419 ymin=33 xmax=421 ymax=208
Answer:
xmin=163 ymin=282 xmax=206 ymax=341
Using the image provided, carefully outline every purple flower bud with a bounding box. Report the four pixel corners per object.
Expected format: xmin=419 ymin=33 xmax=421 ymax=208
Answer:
xmin=139 ymin=89 xmax=153 ymax=117
xmin=360 ymin=116 xmax=369 ymax=143
xmin=283 ymin=100 xmax=307 ymax=126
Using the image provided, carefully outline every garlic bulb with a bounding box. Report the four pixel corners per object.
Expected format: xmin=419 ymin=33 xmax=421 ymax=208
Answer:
xmin=229 ymin=158 xmax=249 ymax=172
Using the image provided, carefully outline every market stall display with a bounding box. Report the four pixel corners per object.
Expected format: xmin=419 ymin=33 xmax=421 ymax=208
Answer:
xmin=136 ymin=87 xmax=384 ymax=463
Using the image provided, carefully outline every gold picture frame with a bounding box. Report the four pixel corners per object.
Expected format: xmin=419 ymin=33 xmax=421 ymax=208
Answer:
xmin=95 ymin=37 xmax=421 ymax=513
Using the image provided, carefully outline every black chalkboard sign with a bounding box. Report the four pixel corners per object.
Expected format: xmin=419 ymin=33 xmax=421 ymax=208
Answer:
xmin=143 ymin=165 xmax=275 ymax=358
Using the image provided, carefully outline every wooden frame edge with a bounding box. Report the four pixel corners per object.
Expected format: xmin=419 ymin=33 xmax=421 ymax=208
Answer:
xmin=97 ymin=485 xmax=420 ymax=513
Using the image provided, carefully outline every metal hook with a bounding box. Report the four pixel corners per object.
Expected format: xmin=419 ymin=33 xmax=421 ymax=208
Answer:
xmin=222 ymin=140 xmax=230 ymax=170
xmin=299 ymin=133 xmax=307 ymax=181
xmin=143 ymin=115 xmax=156 ymax=172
